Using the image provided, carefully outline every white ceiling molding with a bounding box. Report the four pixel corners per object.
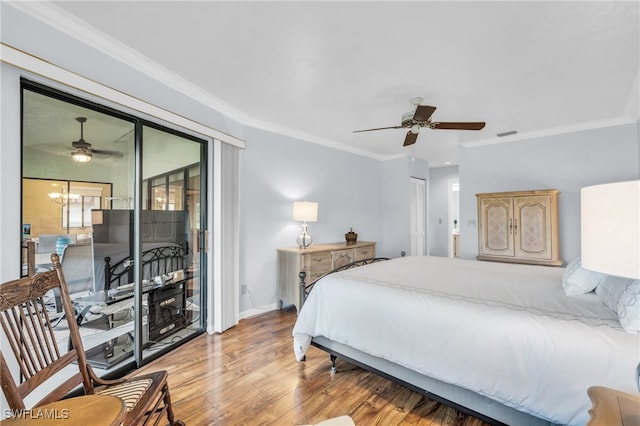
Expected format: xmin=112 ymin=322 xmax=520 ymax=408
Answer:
xmin=7 ymin=0 xmax=391 ymax=161
xmin=461 ymin=116 xmax=637 ymax=149
xmin=8 ymin=1 xmax=636 ymax=165
xmin=6 ymin=1 xmax=253 ymax=124
xmin=0 ymin=43 xmax=245 ymax=149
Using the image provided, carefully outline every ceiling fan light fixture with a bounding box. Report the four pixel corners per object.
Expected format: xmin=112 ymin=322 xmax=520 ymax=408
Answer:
xmin=409 ymin=96 xmax=423 ymax=106
xmin=71 ymin=148 xmax=92 ymax=163
xmin=411 ymin=124 xmax=421 ymax=134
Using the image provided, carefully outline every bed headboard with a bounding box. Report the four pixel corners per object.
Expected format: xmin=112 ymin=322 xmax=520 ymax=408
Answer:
xmin=105 ymin=244 xmax=188 ymax=291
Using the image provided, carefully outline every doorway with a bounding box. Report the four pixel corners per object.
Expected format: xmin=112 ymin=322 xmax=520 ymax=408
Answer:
xmin=448 ymin=178 xmax=460 ymax=257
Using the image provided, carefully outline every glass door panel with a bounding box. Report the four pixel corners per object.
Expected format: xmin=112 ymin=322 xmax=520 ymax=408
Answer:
xmin=141 ymin=125 xmax=205 ymax=362
xmin=151 ymin=176 xmax=168 ymax=210
xmin=21 ymin=82 xmax=206 ymax=375
xmin=168 ymin=172 xmax=184 ymax=211
xmin=22 ymin=85 xmax=137 ymax=374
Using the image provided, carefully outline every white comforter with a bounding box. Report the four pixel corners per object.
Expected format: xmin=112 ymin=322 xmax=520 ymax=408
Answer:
xmin=292 ymin=256 xmax=640 ymax=426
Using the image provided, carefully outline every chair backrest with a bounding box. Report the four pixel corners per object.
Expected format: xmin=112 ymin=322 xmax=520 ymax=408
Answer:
xmin=37 ymin=234 xmax=77 ymax=254
xmin=60 ymin=243 xmax=96 ymax=294
xmin=0 ymin=254 xmax=94 ymax=409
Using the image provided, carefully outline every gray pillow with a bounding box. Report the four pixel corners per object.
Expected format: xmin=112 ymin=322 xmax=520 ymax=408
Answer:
xmin=595 ymin=275 xmax=640 ymax=332
xmin=562 ymin=257 xmax=607 ymax=296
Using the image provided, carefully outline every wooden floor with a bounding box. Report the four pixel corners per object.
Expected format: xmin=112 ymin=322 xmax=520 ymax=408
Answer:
xmin=135 ymin=307 xmax=492 ymax=426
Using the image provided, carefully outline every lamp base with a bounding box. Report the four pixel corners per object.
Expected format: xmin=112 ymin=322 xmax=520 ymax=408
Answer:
xmin=297 ymin=224 xmax=313 ymax=249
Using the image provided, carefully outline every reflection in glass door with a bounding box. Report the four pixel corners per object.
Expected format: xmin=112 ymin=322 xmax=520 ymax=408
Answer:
xmin=141 ymin=125 xmax=205 ymax=363
xmin=21 ymin=81 xmax=206 ymax=377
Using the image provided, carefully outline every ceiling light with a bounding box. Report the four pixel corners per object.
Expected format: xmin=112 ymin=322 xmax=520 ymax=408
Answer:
xmin=71 ymin=148 xmax=92 ymax=163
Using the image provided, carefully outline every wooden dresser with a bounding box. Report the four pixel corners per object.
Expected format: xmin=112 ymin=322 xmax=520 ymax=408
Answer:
xmin=277 ymin=241 xmax=376 ymax=312
xmin=476 ymin=189 xmax=562 ymax=266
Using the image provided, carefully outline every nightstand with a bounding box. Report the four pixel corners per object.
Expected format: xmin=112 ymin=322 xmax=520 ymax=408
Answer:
xmin=587 ymin=386 xmax=640 ymax=426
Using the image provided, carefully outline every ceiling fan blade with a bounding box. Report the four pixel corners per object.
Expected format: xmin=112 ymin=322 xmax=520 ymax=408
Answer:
xmin=403 ymin=131 xmax=418 ymax=146
xmin=431 ymin=122 xmax=486 ymax=130
xmin=92 ymin=149 xmax=123 ymax=157
xmin=353 ymin=125 xmax=403 ymax=133
xmin=412 ymin=105 xmax=437 ymax=122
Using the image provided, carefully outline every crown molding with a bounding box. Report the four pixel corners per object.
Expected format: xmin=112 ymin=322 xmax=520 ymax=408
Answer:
xmin=461 ymin=116 xmax=638 ymax=149
xmin=8 ymin=1 xmax=252 ymax=123
xmin=1 ymin=42 xmax=246 ymax=148
xmin=8 ymin=1 xmax=390 ymax=161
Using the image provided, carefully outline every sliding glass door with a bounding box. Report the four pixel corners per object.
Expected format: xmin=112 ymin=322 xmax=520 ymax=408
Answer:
xmin=139 ymin=124 xmax=205 ymax=363
xmin=21 ymin=80 xmax=207 ymax=374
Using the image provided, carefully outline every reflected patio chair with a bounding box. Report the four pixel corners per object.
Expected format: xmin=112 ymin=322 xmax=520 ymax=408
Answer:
xmin=49 ymin=243 xmax=96 ymax=314
xmin=37 ymin=233 xmax=77 ymax=254
xmin=0 ymin=253 xmax=184 ymax=426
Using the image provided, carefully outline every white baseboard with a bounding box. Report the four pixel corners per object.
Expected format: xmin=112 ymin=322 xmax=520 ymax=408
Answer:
xmin=239 ymin=303 xmax=279 ymax=320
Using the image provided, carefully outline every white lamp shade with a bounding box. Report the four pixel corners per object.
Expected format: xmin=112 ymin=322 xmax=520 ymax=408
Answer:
xmin=292 ymin=201 xmax=318 ymax=223
xmin=581 ymin=180 xmax=640 ymax=279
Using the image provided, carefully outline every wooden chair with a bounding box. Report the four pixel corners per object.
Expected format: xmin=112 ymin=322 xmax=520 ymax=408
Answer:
xmin=0 ymin=253 xmax=184 ymax=425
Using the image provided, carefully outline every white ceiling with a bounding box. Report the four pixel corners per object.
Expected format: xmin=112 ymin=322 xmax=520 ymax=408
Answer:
xmin=36 ymin=2 xmax=640 ymax=166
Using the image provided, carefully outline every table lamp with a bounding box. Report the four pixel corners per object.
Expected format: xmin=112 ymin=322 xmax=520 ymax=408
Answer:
xmin=580 ymin=180 xmax=639 ymax=280
xmin=293 ymin=201 xmax=318 ymax=249
xmin=581 ymin=180 xmax=640 ymax=392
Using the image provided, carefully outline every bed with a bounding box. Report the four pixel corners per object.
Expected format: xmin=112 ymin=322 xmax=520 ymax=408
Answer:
xmin=95 ymin=242 xmax=187 ymax=292
xmin=292 ymin=255 xmax=640 ymax=426
xmin=90 ymin=209 xmax=190 ymax=293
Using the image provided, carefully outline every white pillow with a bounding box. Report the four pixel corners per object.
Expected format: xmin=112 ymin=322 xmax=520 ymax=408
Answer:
xmin=562 ymin=257 xmax=607 ymax=296
xmin=595 ymin=275 xmax=640 ymax=333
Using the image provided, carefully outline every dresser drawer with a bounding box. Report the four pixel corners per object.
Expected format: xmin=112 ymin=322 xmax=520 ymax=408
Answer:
xmin=332 ymin=249 xmax=355 ymax=269
xmin=302 ymin=252 xmax=332 ymax=270
xmin=354 ymin=245 xmax=375 ymax=261
xmin=303 ymin=266 xmax=332 ymax=282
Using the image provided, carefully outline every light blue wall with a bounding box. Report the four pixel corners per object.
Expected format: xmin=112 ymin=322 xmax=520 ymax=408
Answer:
xmin=459 ymin=123 xmax=640 ymax=262
xmin=0 ymin=64 xmax=23 ymax=282
xmin=238 ymin=127 xmax=384 ymax=312
xmin=381 ymin=156 xmax=430 ymax=258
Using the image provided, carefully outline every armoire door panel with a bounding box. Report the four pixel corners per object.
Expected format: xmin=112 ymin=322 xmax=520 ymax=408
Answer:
xmin=514 ymin=196 xmax=552 ymax=259
xmin=476 ymin=190 xmax=562 ymax=266
xmin=479 ymin=197 xmax=514 ymax=256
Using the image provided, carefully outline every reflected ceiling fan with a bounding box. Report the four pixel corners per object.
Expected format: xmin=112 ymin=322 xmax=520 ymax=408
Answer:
xmin=70 ymin=117 xmax=122 ymax=163
xmin=353 ymin=97 xmax=486 ymax=146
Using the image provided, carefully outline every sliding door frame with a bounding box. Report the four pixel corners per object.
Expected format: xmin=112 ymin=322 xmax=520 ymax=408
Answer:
xmin=21 ymin=79 xmax=207 ymax=374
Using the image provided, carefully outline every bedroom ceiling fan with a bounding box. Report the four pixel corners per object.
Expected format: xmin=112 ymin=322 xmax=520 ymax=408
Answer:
xmin=69 ymin=117 xmax=122 ymax=163
xmin=353 ymin=97 xmax=486 ymax=146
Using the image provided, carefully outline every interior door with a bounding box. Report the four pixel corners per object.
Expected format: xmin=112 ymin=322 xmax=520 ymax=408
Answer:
xmin=410 ymin=177 xmax=426 ymax=256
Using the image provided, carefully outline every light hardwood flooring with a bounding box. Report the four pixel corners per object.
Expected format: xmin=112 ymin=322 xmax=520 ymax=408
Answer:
xmin=135 ymin=307 xmax=492 ymax=426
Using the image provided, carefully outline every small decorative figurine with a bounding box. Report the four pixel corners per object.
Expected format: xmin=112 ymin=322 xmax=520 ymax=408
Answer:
xmin=345 ymin=228 xmax=358 ymax=245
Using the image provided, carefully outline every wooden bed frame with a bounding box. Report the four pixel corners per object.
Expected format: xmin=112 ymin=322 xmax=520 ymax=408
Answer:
xmin=298 ymin=258 xmax=557 ymax=426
